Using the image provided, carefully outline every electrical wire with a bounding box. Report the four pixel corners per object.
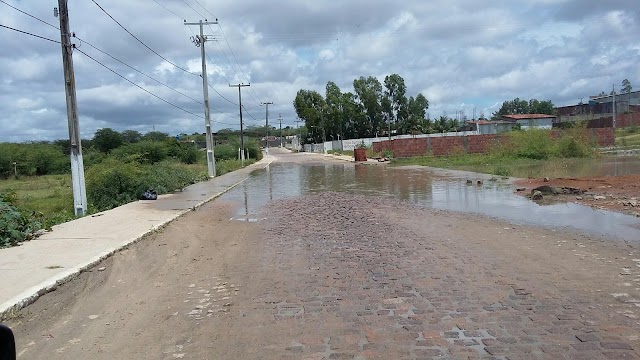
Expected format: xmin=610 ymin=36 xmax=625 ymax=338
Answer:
xmin=217 ymin=23 xmax=263 ymax=104
xmin=91 ymin=0 xmax=200 ymax=77
xmin=193 ymin=0 xmax=216 ymax=19
xmin=0 ymin=0 xmax=59 ymax=30
xmin=150 ymin=0 xmax=184 ymax=20
xmin=76 ymin=47 xmax=205 ymax=119
xmin=78 ymin=38 xmax=204 ymax=106
xmin=180 ymin=0 xmax=205 ymax=18
xmin=0 ymin=24 xmax=60 ymax=43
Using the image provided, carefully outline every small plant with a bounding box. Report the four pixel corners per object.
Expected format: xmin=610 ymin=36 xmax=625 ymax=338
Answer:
xmin=382 ymin=149 xmax=394 ymax=158
xmin=0 ymin=192 xmax=44 ymax=247
xmin=355 ymin=142 xmax=367 ymax=149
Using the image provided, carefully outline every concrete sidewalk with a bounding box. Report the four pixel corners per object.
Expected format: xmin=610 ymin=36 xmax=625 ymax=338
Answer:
xmin=0 ymin=155 xmax=274 ymax=318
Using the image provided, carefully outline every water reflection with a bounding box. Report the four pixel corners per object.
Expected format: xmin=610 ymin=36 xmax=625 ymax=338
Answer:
xmin=221 ymin=162 xmax=640 ymax=241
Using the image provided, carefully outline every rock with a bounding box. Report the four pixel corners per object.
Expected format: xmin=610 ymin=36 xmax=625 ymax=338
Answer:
xmin=476 ymin=180 xmax=483 ymax=186
xmin=576 ymin=197 xmax=583 ymax=200
xmin=531 ymin=191 xmax=544 ymax=201
xmin=466 ymin=180 xmax=472 ymax=185
xmin=97 ymin=267 xmax=106 ymax=272
xmin=593 ymin=195 xmax=606 ymax=201
xmin=516 ymin=188 xmax=526 ymax=192
xmin=532 ymin=185 xmax=558 ymax=195
xmin=543 ymin=177 xmax=550 ymax=182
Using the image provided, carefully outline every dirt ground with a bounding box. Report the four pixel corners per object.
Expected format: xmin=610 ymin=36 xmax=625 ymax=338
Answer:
xmin=514 ymin=175 xmax=640 ymax=217
xmin=5 ymin=153 xmax=640 ymax=359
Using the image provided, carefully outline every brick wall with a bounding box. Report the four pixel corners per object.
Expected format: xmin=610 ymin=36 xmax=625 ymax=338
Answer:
xmin=372 ymin=128 xmax=615 ymax=158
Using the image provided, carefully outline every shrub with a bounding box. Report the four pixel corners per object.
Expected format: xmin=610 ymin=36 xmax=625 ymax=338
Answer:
xmin=111 ymin=141 xmax=169 ymax=164
xmin=0 ymin=192 xmax=43 ymax=247
xmin=214 ymin=143 xmax=237 ymax=161
xmin=506 ymin=129 xmax=553 ymax=160
xmin=86 ymin=159 xmax=207 ymax=211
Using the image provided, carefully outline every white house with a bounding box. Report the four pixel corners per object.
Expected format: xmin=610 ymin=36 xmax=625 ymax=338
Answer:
xmin=502 ymin=114 xmax=556 ymax=130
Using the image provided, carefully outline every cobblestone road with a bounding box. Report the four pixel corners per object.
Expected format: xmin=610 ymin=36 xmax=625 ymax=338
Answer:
xmin=8 ymin=155 xmax=640 ymax=360
xmin=231 ymin=192 xmax=640 ymax=360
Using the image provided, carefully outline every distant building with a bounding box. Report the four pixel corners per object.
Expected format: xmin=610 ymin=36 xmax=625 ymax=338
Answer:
xmin=467 ymin=120 xmax=516 ymax=134
xmin=502 ymin=114 xmax=556 ymax=129
xmin=556 ymin=91 xmax=640 ymax=123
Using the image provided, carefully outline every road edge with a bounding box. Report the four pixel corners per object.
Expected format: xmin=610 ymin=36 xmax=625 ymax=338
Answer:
xmin=0 ymin=155 xmax=275 ymax=320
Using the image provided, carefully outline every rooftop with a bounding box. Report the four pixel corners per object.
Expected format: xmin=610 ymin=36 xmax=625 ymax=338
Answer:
xmin=502 ymin=114 xmax=556 ymax=120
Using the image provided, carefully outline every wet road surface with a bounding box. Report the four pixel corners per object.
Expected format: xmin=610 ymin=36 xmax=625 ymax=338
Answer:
xmin=7 ymin=150 xmax=640 ymax=359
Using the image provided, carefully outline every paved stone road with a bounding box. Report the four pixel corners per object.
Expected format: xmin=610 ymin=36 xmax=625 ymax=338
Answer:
xmin=235 ymin=192 xmax=640 ymax=360
xmin=7 ymin=154 xmax=640 ymax=359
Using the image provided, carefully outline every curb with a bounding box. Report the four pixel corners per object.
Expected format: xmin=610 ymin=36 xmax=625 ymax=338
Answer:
xmin=0 ymin=155 xmax=275 ymax=320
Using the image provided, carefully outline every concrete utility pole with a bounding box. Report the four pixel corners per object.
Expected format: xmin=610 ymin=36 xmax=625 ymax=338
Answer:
xmin=229 ymin=83 xmax=250 ymax=165
xmin=294 ymin=117 xmax=302 ymax=151
xmin=185 ymin=19 xmax=218 ymax=177
xmin=612 ymin=84 xmax=617 ymax=129
xmin=278 ymin=114 xmax=283 ymax=148
xmin=56 ymin=0 xmax=87 ymax=216
xmin=261 ymin=101 xmax=273 ymax=154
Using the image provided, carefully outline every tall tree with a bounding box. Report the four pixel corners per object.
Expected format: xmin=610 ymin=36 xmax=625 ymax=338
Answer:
xmin=492 ymin=98 xmax=555 ymax=119
xmin=622 ymin=79 xmax=632 ymax=94
xmin=325 ymin=82 xmax=343 ymax=140
xmin=353 ymin=76 xmax=383 ymax=137
xmin=341 ymin=92 xmax=367 ymax=139
xmin=405 ymin=93 xmax=429 ymax=134
xmin=293 ymin=89 xmax=326 ymax=143
xmin=121 ymin=130 xmax=142 ymax=144
xmin=384 ymin=74 xmax=408 ymax=135
xmin=93 ymin=128 xmax=123 ymax=153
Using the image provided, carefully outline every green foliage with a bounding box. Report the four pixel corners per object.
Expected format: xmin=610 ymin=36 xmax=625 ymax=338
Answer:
xmin=492 ymin=166 xmax=512 ymax=177
xmin=505 ymin=129 xmax=553 ymax=160
xmin=86 ymin=159 xmax=207 ymax=211
xmin=121 ymin=130 xmax=142 ymax=143
xmin=112 ymin=141 xmax=169 ymax=164
xmin=93 ymin=128 xmax=124 ymax=153
xmin=491 ymin=98 xmax=555 ymax=119
xmin=141 ymin=131 xmax=170 ymax=142
xmin=0 ymin=143 xmax=69 ymax=178
xmin=0 ymin=192 xmax=43 ymax=247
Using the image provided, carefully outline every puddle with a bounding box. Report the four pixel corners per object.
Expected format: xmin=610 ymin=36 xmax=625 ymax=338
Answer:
xmin=219 ymin=162 xmax=640 ymax=242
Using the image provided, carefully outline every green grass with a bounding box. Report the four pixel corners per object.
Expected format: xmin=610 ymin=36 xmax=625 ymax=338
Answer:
xmin=0 ymin=174 xmax=75 ymax=227
xmin=392 ymin=154 xmax=608 ymax=179
xmin=615 ymin=132 xmax=640 ymax=147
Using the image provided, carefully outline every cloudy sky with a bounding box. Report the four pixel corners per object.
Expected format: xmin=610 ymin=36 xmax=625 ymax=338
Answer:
xmin=1 ymin=0 xmax=639 ymax=142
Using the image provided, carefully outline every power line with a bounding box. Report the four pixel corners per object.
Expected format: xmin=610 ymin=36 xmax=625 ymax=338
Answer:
xmin=193 ymin=0 xmax=216 ymax=19
xmin=217 ymin=23 xmax=262 ymax=104
xmin=207 ymin=81 xmax=238 ymax=106
xmin=0 ymin=24 xmax=60 ymax=43
xmin=91 ymin=0 xmax=200 ymax=77
xmin=150 ymin=0 xmax=184 ymax=20
xmin=79 ymin=38 xmax=204 ymax=106
xmin=76 ymin=48 xmax=205 ymax=119
xmin=0 ymin=0 xmax=59 ymax=30
xmin=180 ymin=0 xmax=205 ymax=18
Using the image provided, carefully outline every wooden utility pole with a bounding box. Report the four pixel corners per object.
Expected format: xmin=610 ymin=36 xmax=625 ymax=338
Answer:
xmin=56 ymin=0 xmax=87 ymax=216
xmin=185 ymin=19 xmax=218 ymax=177
xmin=261 ymin=101 xmax=273 ymax=154
xmin=229 ymin=83 xmax=250 ymax=165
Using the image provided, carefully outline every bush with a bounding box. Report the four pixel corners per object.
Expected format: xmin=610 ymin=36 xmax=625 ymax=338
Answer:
xmin=0 ymin=192 xmax=43 ymax=247
xmin=111 ymin=141 xmax=169 ymax=164
xmin=214 ymin=143 xmax=237 ymax=161
xmin=507 ymin=129 xmax=553 ymax=160
xmin=554 ymin=126 xmax=595 ymax=158
xmin=86 ymin=159 xmax=207 ymax=211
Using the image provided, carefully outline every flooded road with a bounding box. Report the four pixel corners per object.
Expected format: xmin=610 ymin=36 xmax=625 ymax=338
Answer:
xmin=222 ymin=152 xmax=640 ymax=242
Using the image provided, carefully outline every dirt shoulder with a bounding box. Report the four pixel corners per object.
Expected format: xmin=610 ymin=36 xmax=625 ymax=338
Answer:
xmin=514 ymin=174 xmax=640 ymax=217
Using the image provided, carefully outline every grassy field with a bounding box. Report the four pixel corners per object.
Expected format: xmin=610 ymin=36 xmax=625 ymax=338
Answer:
xmin=0 ymin=160 xmax=254 ymax=228
xmin=392 ymin=155 xmax=611 ymax=179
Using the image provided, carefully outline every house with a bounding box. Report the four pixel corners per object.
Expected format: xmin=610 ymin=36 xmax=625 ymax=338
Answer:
xmin=502 ymin=114 xmax=556 ymax=130
xmin=467 ymin=120 xmax=516 ymax=134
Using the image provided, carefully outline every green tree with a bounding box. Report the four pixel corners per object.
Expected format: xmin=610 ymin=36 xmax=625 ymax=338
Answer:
xmin=121 ymin=130 xmax=142 ymax=144
xmin=141 ymin=131 xmax=170 ymax=142
xmin=325 ymin=81 xmax=344 ymax=140
xmin=492 ymin=98 xmax=555 ymax=119
xmin=341 ymin=92 xmax=367 ymax=139
xmin=353 ymin=76 xmax=383 ymax=137
xmin=405 ymin=93 xmax=429 ymax=134
xmin=384 ymin=74 xmax=408 ymax=135
xmin=622 ymin=79 xmax=632 ymax=94
xmin=293 ymin=89 xmax=326 ymax=143
xmin=93 ymin=128 xmax=124 ymax=153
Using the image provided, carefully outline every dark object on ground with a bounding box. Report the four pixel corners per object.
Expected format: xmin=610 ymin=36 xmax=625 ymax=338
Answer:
xmin=543 ymin=177 xmax=550 ymax=182
xmin=466 ymin=180 xmax=473 ymax=185
xmin=0 ymin=324 xmax=16 ymax=360
xmin=531 ymin=190 xmax=544 ymax=200
xmin=354 ymin=148 xmax=367 ymax=162
xmin=516 ymin=188 xmax=526 ymax=192
xmin=140 ymin=190 xmax=158 ymax=200
xmin=532 ymin=185 xmax=586 ymax=196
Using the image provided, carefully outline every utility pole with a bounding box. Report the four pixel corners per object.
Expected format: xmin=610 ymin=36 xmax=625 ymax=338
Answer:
xmin=278 ymin=114 xmax=283 ymax=148
xmin=612 ymin=84 xmax=616 ymax=129
xmin=55 ymin=0 xmax=87 ymax=216
xmin=229 ymin=83 xmax=250 ymax=165
xmin=261 ymin=101 xmax=273 ymax=154
xmin=185 ymin=19 xmax=218 ymax=177
xmin=294 ymin=117 xmax=302 ymax=151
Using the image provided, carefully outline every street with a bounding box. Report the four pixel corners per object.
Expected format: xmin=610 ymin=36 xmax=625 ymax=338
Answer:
xmin=7 ymin=150 xmax=640 ymax=359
